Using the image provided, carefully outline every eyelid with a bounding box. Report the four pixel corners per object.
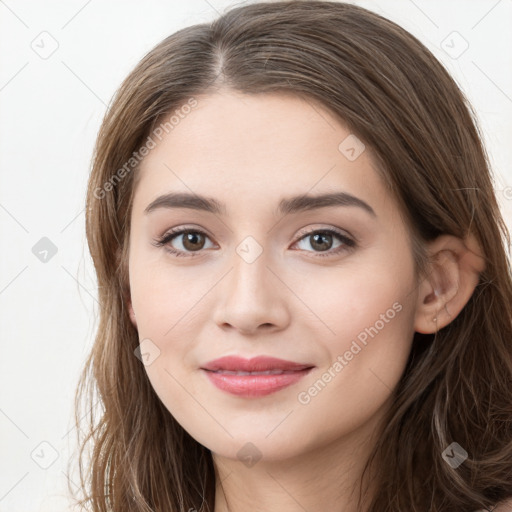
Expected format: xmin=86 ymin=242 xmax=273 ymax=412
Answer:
xmin=295 ymin=224 xmax=356 ymax=243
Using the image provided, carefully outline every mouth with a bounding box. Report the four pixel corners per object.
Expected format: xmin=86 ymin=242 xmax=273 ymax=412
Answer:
xmin=200 ymin=355 xmax=315 ymax=397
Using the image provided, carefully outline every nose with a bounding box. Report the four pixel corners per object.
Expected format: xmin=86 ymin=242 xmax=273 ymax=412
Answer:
xmin=212 ymin=246 xmax=290 ymax=336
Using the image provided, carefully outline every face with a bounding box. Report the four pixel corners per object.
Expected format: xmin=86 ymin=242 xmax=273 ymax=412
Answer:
xmin=127 ymin=90 xmax=420 ymax=462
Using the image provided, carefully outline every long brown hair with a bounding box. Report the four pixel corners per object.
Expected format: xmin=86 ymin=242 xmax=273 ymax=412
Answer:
xmin=69 ymin=1 xmax=512 ymax=510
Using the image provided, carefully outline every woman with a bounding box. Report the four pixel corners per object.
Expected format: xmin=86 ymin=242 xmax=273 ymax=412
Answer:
xmin=70 ymin=1 xmax=512 ymax=510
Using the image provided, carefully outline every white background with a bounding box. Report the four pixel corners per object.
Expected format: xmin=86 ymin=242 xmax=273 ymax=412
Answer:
xmin=0 ymin=1 xmax=511 ymax=510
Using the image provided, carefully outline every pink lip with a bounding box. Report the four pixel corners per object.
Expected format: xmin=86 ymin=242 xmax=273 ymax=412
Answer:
xmin=201 ymin=356 xmax=315 ymax=397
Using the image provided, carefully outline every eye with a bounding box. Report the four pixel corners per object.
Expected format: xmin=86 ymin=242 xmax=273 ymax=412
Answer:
xmin=152 ymin=227 xmax=215 ymax=257
xmin=292 ymin=228 xmax=355 ymax=257
xmin=152 ymin=226 xmax=356 ymax=258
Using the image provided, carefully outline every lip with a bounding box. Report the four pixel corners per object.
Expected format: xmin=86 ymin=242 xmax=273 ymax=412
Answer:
xmin=201 ymin=356 xmax=315 ymax=397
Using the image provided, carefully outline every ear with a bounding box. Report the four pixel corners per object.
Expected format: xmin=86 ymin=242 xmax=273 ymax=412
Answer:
xmin=414 ymin=233 xmax=486 ymax=334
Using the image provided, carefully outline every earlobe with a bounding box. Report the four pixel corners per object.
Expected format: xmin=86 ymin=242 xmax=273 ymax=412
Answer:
xmin=414 ymin=233 xmax=486 ymax=334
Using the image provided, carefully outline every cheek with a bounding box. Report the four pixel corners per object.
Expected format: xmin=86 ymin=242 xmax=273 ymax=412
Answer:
xmin=128 ymin=256 xmax=215 ymax=401
xmin=292 ymin=281 xmax=415 ymax=446
xmin=306 ymin=257 xmax=414 ymax=342
xmin=128 ymin=250 xmax=207 ymax=336
xmin=299 ymin=254 xmax=417 ymax=397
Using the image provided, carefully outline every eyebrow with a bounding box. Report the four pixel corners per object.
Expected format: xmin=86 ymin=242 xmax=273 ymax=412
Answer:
xmin=144 ymin=191 xmax=376 ymax=218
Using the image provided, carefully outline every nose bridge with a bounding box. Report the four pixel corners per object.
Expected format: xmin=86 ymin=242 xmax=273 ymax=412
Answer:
xmin=213 ymin=233 xmax=289 ymax=333
xmin=229 ymin=234 xmax=275 ymax=302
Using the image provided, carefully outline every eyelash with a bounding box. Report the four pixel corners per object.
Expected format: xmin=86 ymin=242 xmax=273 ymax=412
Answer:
xmin=152 ymin=226 xmax=356 ymax=259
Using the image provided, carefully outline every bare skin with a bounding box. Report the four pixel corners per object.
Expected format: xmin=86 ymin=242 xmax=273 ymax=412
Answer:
xmin=126 ymin=90 xmax=484 ymax=511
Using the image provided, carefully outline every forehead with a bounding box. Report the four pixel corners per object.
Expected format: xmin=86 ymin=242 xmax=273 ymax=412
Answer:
xmin=132 ymin=91 xmax=393 ymax=221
